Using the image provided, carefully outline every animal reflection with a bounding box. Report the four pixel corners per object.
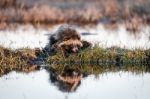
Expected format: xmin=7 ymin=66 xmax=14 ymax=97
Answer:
xmin=46 ymin=66 xmax=83 ymax=92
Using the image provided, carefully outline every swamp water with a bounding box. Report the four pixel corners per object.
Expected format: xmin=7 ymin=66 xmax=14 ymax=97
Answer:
xmin=0 ymin=24 xmax=150 ymax=49
xmin=0 ymin=66 xmax=150 ymax=99
xmin=0 ymin=24 xmax=150 ymax=99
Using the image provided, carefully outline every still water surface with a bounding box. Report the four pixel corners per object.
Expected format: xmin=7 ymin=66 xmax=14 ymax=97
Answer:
xmin=0 ymin=68 xmax=150 ymax=99
xmin=0 ymin=24 xmax=150 ymax=99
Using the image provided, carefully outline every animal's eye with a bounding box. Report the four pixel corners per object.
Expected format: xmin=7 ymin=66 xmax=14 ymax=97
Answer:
xmin=66 ymin=46 xmax=69 ymax=49
xmin=63 ymin=45 xmax=70 ymax=49
xmin=77 ymin=45 xmax=81 ymax=48
xmin=70 ymin=45 xmax=74 ymax=48
xmin=61 ymin=44 xmax=65 ymax=48
xmin=64 ymin=38 xmax=69 ymax=41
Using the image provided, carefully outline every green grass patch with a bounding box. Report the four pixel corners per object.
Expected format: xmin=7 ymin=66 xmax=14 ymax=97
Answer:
xmin=0 ymin=45 xmax=149 ymax=76
xmin=48 ymin=45 xmax=150 ymax=65
xmin=47 ymin=45 xmax=150 ymax=75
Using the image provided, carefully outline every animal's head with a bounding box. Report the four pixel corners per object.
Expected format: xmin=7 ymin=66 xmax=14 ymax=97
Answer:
xmin=58 ymin=39 xmax=83 ymax=53
xmin=56 ymin=25 xmax=81 ymax=41
xmin=50 ymin=25 xmax=92 ymax=55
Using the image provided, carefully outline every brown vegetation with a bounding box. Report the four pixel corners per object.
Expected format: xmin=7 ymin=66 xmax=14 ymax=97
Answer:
xmin=0 ymin=0 xmax=149 ymax=26
xmin=0 ymin=45 xmax=149 ymax=76
xmin=0 ymin=47 xmax=39 ymax=76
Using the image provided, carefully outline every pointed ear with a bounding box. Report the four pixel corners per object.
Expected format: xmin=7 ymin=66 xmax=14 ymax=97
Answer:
xmin=81 ymin=40 xmax=92 ymax=50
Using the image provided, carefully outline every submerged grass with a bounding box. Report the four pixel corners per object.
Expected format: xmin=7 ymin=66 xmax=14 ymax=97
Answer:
xmin=48 ymin=63 xmax=150 ymax=76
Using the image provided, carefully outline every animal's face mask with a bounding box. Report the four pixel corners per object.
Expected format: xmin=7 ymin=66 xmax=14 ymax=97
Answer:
xmin=58 ymin=39 xmax=83 ymax=53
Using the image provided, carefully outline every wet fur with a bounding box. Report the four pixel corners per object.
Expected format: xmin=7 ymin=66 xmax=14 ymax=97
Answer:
xmin=49 ymin=25 xmax=91 ymax=55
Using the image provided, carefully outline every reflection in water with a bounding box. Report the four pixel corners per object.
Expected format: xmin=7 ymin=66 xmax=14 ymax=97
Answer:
xmin=47 ymin=67 xmax=82 ymax=92
xmin=0 ymin=65 xmax=150 ymax=99
xmin=47 ymin=64 xmax=150 ymax=94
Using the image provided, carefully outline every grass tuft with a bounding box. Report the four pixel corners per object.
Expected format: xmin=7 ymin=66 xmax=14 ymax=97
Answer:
xmin=0 ymin=45 xmax=149 ymax=76
xmin=48 ymin=45 xmax=150 ymax=65
xmin=0 ymin=47 xmax=39 ymax=76
xmin=47 ymin=45 xmax=150 ymax=75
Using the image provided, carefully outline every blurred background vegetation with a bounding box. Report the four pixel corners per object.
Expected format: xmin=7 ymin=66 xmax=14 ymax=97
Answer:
xmin=0 ymin=0 xmax=149 ymax=25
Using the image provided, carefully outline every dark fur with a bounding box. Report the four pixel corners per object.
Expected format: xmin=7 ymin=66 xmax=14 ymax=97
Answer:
xmin=51 ymin=27 xmax=81 ymax=43
xmin=49 ymin=25 xmax=91 ymax=56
